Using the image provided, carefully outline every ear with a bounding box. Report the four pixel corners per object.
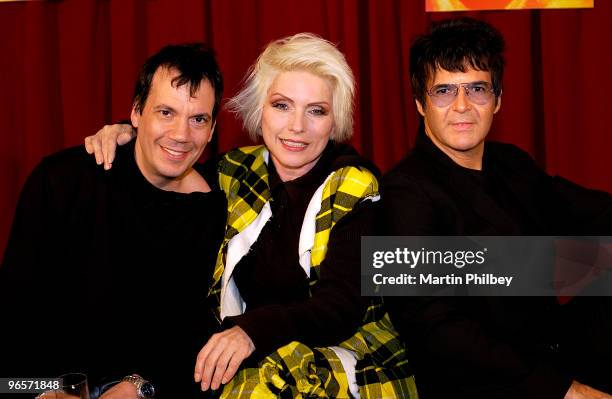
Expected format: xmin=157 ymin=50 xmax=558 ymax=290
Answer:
xmin=130 ymin=106 xmax=140 ymax=128
xmin=494 ymin=91 xmax=502 ymax=114
xmin=208 ymin=121 xmax=216 ymax=143
xmin=415 ymin=99 xmax=426 ymax=117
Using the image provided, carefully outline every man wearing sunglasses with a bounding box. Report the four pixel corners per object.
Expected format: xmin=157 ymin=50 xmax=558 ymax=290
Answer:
xmin=381 ymin=17 xmax=612 ymax=399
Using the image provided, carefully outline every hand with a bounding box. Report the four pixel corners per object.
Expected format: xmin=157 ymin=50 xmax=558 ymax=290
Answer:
xmin=98 ymin=381 xmax=138 ymax=399
xmin=194 ymin=325 xmax=255 ymax=391
xmin=565 ymin=380 xmax=612 ymax=399
xmin=84 ymin=124 xmax=135 ymax=170
xmin=37 ymin=392 xmax=80 ymax=399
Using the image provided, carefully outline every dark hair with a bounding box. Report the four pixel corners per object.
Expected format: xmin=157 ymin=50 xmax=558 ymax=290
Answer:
xmin=410 ymin=17 xmax=505 ymax=107
xmin=132 ymin=43 xmax=224 ymax=118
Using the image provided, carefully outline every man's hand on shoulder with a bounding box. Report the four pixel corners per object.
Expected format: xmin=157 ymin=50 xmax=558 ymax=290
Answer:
xmin=565 ymin=381 xmax=612 ymax=399
xmin=84 ymin=123 xmax=135 ymax=170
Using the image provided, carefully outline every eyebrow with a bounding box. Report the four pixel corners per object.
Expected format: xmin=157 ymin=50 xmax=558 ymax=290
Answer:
xmin=269 ymin=92 xmax=330 ymax=107
xmin=433 ymin=80 xmax=491 ymax=86
xmin=153 ymin=104 xmax=177 ymax=112
xmin=153 ymin=104 xmax=212 ymax=119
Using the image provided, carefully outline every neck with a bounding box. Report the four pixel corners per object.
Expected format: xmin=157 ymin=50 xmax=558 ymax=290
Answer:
xmin=424 ymin=131 xmax=484 ymax=171
xmin=446 ymin=148 xmax=483 ymax=170
xmin=134 ymin=141 xmax=210 ymax=193
xmin=271 ymin=154 xmax=322 ymax=182
xmin=156 ymin=169 xmax=211 ymax=193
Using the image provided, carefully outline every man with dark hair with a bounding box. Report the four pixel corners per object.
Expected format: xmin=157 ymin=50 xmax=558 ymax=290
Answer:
xmin=0 ymin=43 xmax=226 ymax=398
xmin=381 ymin=18 xmax=612 ymax=399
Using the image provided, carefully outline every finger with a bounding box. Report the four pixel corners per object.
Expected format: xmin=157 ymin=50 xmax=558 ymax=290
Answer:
xmin=201 ymin=341 xmax=227 ymax=391
xmin=194 ymin=348 xmax=207 ymax=382
xmin=210 ymin=347 xmax=237 ymax=390
xmin=117 ymin=125 xmax=135 ymax=145
xmin=221 ymin=352 xmax=244 ymax=385
xmin=103 ymin=124 xmax=132 ymax=169
xmin=194 ymin=338 xmax=216 ymax=382
xmin=110 ymin=125 xmax=126 ymax=156
xmin=90 ymin=134 xmax=103 ymax=165
xmin=102 ymin=126 xmax=118 ymax=170
xmin=84 ymin=136 xmax=93 ymax=154
xmin=102 ymin=138 xmax=117 ymax=171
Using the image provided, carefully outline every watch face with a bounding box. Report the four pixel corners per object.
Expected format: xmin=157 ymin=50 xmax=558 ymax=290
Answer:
xmin=140 ymin=382 xmax=155 ymax=398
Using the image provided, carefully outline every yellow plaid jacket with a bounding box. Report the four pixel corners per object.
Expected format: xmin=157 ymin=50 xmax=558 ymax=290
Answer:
xmin=208 ymin=145 xmax=418 ymax=399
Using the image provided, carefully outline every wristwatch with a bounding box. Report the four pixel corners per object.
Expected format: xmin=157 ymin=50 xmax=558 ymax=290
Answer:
xmin=122 ymin=374 xmax=155 ymax=399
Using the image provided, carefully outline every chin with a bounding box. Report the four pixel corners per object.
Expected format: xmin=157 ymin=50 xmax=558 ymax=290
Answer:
xmin=451 ymin=144 xmax=478 ymax=152
xmin=291 ymin=157 xmax=319 ymax=170
xmin=157 ymin=165 xmax=188 ymax=179
xmin=275 ymin=150 xmax=310 ymax=165
xmin=448 ymin=136 xmax=483 ymax=151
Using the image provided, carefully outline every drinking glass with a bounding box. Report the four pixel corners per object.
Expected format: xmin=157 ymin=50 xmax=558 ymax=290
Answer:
xmin=59 ymin=373 xmax=89 ymax=399
xmin=36 ymin=373 xmax=89 ymax=399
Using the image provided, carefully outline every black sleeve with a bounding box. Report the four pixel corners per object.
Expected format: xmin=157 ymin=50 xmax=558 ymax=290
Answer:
xmin=379 ymin=173 xmax=572 ymax=399
xmin=497 ymin=142 xmax=612 ymax=234
xmin=0 ymin=159 xmax=60 ymax=376
xmin=384 ymin=296 xmax=572 ymax=399
xmin=224 ymin=200 xmax=375 ymax=359
xmin=1 ymin=160 xmax=58 ymax=303
xmin=2 ymin=161 xmax=54 ymax=273
xmin=0 ymin=155 xmax=94 ymax=379
xmin=551 ymin=175 xmax=612 ymax=235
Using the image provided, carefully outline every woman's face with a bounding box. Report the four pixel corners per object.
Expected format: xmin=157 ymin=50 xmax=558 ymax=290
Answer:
xmin=261 ymin=70 xmax=334 ymax=182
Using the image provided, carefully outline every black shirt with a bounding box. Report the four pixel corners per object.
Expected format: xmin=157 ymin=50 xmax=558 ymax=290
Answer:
xmin=0 ymin=142 xmax=226 ymax=398
xmin=381 ymin=131 xmax=612 ymax=398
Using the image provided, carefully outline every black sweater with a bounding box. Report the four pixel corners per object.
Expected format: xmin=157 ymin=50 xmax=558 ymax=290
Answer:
xmin=0 ymin=142 xmax=226 ymax=398
xmin=381 ymin=131 xmax=612 ymax=398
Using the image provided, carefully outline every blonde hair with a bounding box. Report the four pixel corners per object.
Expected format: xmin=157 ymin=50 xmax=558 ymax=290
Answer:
xmin=227 ymin=33 xmax=355 ymax=142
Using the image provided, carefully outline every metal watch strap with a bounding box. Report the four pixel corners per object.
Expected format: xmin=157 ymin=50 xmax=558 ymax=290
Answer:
xmin=122 ymin=374 xmax=153 ymax=399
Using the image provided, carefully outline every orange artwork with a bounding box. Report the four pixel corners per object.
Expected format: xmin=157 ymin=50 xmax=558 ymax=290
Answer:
xmin=426 ymin=0 xmax=594 ymax=12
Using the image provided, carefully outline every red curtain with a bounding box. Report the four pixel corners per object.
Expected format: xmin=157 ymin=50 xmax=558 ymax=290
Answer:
xmin=1 ymin=0 xmax=611 ymax=257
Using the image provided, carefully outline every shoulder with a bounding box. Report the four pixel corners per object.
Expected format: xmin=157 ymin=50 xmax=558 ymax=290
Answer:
xmin=381 ymin=150 xmax=433 ymax=191
xmin=41 ymin=145 xmax=96 ymax=168
xmin=486 ymin=140 xmax=529 ymax=155
xmin=220 ymin=145 xmax=267 ymax=168
xmin=218 ymin=145 xmax=267 ymax=195
xmin=327 ymin=165 xmax=380 ymax=201
xmin=322 ymin=143 xmax=381 ymax=192
xmin=331 ymin=164 xmax=378 ymax=184
xmin=485 ymin=141 xmax=540 ymax=172
xmin=218 ymin=145 xmax=266 ymax=177
xmin=31 ymin=145 xmax=100 ymax=183
xmin=318 ymin=165 xmax=380 ymax=231
xmin=327 ymin=143 xmax=381 ymax=176
xmin=379 ymin=150 xmax=451 ymax=224
xmin=16 ymin=145 xmax=105 ymax=211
